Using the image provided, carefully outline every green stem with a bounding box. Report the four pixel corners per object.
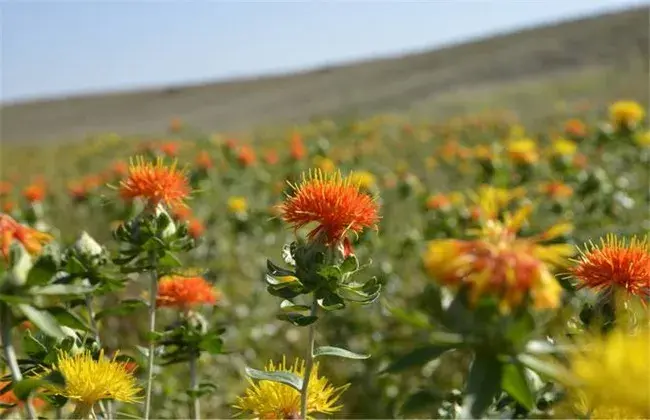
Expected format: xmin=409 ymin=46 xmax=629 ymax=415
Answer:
xmin=85 ymin=295 xmax=111 ymax=420
xmin=300 ymin=298 xmax=318 ymax=420
xmin=1 ymin=304 xmax=37 ymax=420
xmin=188 ymin=351 xmax=200 ymax=420
xmin=70 ymin=402 xmax=94 ymax=419
xmin=143 ymin=255 xmax=158 ymax=420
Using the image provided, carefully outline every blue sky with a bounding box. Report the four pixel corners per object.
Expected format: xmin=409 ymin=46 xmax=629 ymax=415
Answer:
xmin=1 ymin=0 xmax=646 ymax=103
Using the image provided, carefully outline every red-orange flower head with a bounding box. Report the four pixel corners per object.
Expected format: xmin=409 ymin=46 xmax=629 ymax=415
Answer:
xmin=0 ymin=181 xmax=12 ymax=197
xmin=111 ymin=160 xmax=129 ymax=178
xmin=119 ymin=156 xmax=190 ymax=208
xmin=23 ymin=184 xmax=45 ymax=203
xmin=280 ymin=169 xmax=380 ymax=246
xmin=195 ymin=150 xmax=213 ymax=170
xmin=0 ymin=381 xmax=47 ymax=413
xmin=290 ymin=132 xmax=306 ymax=160
xmin=564 ymin=118 xmax=587 ymax=139
xmin=187 ymin=217 xmax=205 ymax=239
xmin=0 ymin=213 xmax=53 ymax=261
xmin=426 ymin=194 xmax=451 ymax=211
xmin=264 ymin=149 xmax=279 ymax=165
xmin=238 ymin=145 xmax=257 ymax=167
xmin=156 ymin=275 xmax=220 ymax=310
xmin=159 ymin=141 xmax=179 ymax=157
xmin=570 ymin=234 xmax=650 ymax=300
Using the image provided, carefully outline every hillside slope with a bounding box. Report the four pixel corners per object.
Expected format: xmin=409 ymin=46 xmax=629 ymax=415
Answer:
xmin=2 ymin=6 xmax=648 ymax=144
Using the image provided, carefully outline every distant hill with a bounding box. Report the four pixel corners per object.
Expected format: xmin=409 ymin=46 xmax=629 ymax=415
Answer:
xmin=2 ymin=6 xmax=648 ymax=144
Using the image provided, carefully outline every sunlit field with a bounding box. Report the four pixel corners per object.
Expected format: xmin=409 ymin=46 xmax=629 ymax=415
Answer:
xmin=0 ymin=95 xmax=648 ymax=420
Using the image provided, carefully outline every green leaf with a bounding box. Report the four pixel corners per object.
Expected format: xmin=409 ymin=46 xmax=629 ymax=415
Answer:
xmin=199 ymin=335 xmax=223 ymax=355
xmin=518 ymin=354 xmax=576 ymax=386
xmin=277 ymin=313 xmax=318 ymax=326
xmin=158 ymin=251 xmax=183 ymax=268
xmin=0 ymin=294 xmax=31 ymax=304
xmin=26 ymin=257 xmax=58 ymax=286
xmin=23 ymin=332 xmax=47 ymax=357
xmin=382 ymin=344 xmax=453 ymax=374
xmin=47 ymin=307 xmax=91 ymax=331
xmin=245 ymin=367 xmax=303 ymax=392
xmin=502 ymin=362 xmax=535 ymax=410
xmin=400 ymin=389 xmax=445 ymax=416
xmin=340 ymin=255 xmax=359 ymax=273
xmin=267 ymin=260 xmax=295 ymax=277
xmin=316 ymin=293 xmax=345 ymax=311
xmin=313 ymin=346 xmax=369 ymax=360
xmin=17 ymin=304 xmax=65 ymax=339
xmin=29 ymin=284 xmax=94 ymax=296
xmin=279 ymin=300 xmax=310 ymax=313
xmin=460 ymin=353 xmax=503 ymax=419
xmin=13 ymin=371 xmax=65 ymax=400
xmin=94 ymin=299 xmax=147 ymax=320
xmin=385 ymin=302 xmax=431 ymax=330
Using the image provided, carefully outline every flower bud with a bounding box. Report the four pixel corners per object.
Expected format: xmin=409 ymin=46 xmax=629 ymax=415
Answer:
xmin=73 ymin=231 xmax=104 ymax=257
xmin=155 ymin=204 xmax=177 ymax=238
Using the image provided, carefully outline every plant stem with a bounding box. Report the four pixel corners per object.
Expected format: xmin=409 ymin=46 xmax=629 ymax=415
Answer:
xmin=300 ymin=298 xmax=318 ymax=420
xmin=0 ymin=304 xmax=37 ymax=420
xmin=188 ymin=351 xmax=200 ymax=420
xmin=143 ymin=255 xmax=158 ymax=420
xmin=85 ymin=295 xmax=111 ymax=420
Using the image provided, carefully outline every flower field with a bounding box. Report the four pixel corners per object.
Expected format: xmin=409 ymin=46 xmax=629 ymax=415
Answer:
xmin=0 ymin=98 xmax=648 ymax=419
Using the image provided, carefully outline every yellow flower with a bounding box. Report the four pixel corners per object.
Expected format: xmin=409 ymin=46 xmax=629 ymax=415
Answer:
xmin=234 ymin=357 xmax=349 ymax=419
xmin=468 ymin=185 xmax=526 ymax=220
xmin=228 ymin=196 xmax=248 ymax=214
xmin=569 ymin=329 xmax=650 ymax=419
xmin=635 ymin=130 xmax=650 ymax=147
xmin=43 ymin=350 xmax=141 ymax=409
xmin=507 ymin=138 xmax=539 ymax=164
xmin=550 ymin=137 xmax=577 ymax=156
xmin=609 ymin=100 xmax=645 ymax=130
xmin=508 ymin=124 xmax=526 ymax=139
xmin=312 ymin=156 xmax=336 ymax=174
xmin=349 ymin=170 xmax=376 ymax=191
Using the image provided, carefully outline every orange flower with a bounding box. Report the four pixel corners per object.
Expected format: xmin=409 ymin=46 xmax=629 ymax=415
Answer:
xmin=187 ymin=217 xmax=205 ymax=239
xmin=564 ymin=119 xmax=587 ymax=138
xmin=0 ymin=381 xmax=47 ymax=413
xmin=570 ymin=234 xmax=650 ymax=299
xmin=238 ymin=145 xmax=256 ymax=167
xmin=572 ymin=153 xmax=588 ymax=169
xmin=83 ymin=175 xmax=103 ymax=191
xmin=280 ymin=169 xmax=380 ymax=246
xmin=264 ymin=149 xmax=279 ymax=165
xmin=160 ymin=141 xmax=179 ymax=157
xmin=426 ymin=194 xmax=451 ymax=211
xmin=171 ymin=203 xmax=192 ymax=221
xmin=119 ymin=156 xmax=190 ymax=208
xmin=169 ymin=117 xmax=183 ymax=133
xmin=110 ymin=160 xmax=128 ymax=178
xmin=0 ymin=181 xmax=12 ymax=197
xmin=0 ymin=213 xmax=53 ymax=260
xmin=195 ymin=150 xmax=213 ymax=170
xmin=23 ymin=184 xmax=45 ymax=203
xmin=2 ymin=201 xmax=15 ymax=214
xmin=67 ymin=182 xmax=88 ymax=201
xmin=290 ymin=132 xmax=306 ymax=160
xmin=540 ymin=181 xmax=573 ymax=199
xmin=156 ymin=275 xmax=220 ymax=310
xmin=225 ymin=138 xmax=238 ymax=150
xmin=424 ymin=206 xmax=573 ymax=313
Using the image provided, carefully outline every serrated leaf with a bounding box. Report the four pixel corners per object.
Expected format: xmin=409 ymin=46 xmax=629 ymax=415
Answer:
xmin=316 ymin=293 xmax=345 ymax=311
xmin=313 ymin=346 xmax=369 ymax=359
xmin=26 ymin=257 xmax=58 ymax=286
xmin=460 ymin=353 xmax=503 ymax=419
xmin=23 ymin=332 xmax=47 ymax=357
xmin=17 ymin=304 xmax=65 ymax=339
xmin=502 ymin=362 xmax=535 ymax=410
xmin=382 ymin=344 xmax=453 ymax=374
xmin=245 ymin=367 xmax=303 ymax=392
